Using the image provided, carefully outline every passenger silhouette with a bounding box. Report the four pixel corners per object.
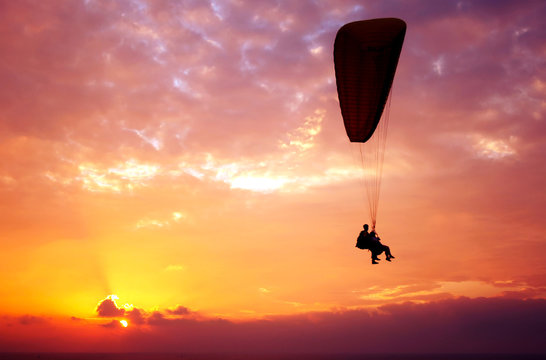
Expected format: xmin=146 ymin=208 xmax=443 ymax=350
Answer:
xmin=356 ymin=224 xmax=370 ymax=247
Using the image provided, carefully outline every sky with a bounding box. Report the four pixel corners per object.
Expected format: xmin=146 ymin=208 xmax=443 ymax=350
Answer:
xmin=0 ymin=0 xmax=545 ymax=354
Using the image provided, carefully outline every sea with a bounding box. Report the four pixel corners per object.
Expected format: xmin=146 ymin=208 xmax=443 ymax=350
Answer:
xmin=0 ymin=354 xmax=544 ymax=360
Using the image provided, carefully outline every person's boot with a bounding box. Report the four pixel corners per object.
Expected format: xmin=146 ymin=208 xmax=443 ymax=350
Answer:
xmin=372 ymin=260 xmax=379 ymax=264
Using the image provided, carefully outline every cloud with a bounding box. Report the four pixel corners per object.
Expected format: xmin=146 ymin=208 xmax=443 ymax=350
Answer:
xmin=2 ymin=282 xmax=546 ymax=351
xmin=96 ymin=295 xmax=125 ymax=317
xmin=146 ymin=311 xmax=168 ymax=326
xmin=17 ymin=315 xmax=48 ymax=326
xmin=100 ymin=320 xmax=123 ymax=329
xmin=165 ymin=305 xmax=191 ymax=316
xmin=72 ymin=296 xmax=546 ymax=354
xmin=126 ymin=308 xmax=146 ymax=325
xmin=1 ymin=0 xmax=543 ymax=204
xmin=95 ymin=296 xmax=194 ymax=324
xmin=97 ymin=297 xmax=546 ymax=354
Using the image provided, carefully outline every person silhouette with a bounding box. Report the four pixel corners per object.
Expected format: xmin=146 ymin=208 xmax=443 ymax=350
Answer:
xmin=356 ymin=224 xmax=381 ymax=264
xmin=357 ymin=224 xmax=369 ymax=246
xmin=369 ymin=230 xmax=395 ymax=263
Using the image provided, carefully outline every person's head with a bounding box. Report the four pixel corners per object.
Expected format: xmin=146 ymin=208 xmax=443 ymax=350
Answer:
xmin=363 ymin=224 xmax=369 ymax=231
xmin=370 ymin=230 xmax=376 ymax=236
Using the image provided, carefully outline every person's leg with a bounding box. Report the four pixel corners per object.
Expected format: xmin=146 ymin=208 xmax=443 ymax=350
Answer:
xmin=371 ymin=246 xmax=383 ymax=260
xmin=389 ymin=248 xmax=394 ymax=259
xmin=384 ymin=245 xmax=394 ymax=260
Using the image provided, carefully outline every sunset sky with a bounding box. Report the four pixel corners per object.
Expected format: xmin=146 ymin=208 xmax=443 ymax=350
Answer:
xmin=1 ymin=0 xmax=545 ymax=354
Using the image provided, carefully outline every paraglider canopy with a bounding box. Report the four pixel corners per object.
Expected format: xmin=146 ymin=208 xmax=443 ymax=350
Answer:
xmin=334 ymin=18 xmax=406 ymax=143
xmin=334 ymin=18 xmax=406 ymax=230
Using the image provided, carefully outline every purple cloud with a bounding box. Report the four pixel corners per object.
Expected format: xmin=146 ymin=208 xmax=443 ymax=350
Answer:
xmin=94 ymin=297 xmax=546 ymax=354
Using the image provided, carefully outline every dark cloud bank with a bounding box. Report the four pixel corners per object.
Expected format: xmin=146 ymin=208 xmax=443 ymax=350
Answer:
xmin=99 ymin=297 xmax=546 ymax=354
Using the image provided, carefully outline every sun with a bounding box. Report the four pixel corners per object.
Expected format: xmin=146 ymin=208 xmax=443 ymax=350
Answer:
xmin=119 ymin=320 xmax=128 ymax=328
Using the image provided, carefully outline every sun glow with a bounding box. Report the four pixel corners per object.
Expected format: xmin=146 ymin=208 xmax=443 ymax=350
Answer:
xmin=120 ymin=320 xmax=128 ymax=327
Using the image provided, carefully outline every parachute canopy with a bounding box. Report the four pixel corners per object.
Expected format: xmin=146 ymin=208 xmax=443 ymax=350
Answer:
xmin=334 ymin=18 xmax=406 ymax=230
xmin=334 ymin=18 xmax=406 ymax=143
